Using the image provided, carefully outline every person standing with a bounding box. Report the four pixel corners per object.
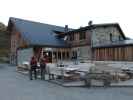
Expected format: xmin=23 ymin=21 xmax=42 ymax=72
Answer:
xmin=29 ymin=56 xmax=37 ymax=80
xmin=39 ymin=56 xmax=46 ymax=80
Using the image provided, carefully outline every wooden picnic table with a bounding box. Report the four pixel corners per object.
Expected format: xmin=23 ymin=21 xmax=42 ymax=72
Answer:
xmin=47 ymin=65 xmax=80 ymax=81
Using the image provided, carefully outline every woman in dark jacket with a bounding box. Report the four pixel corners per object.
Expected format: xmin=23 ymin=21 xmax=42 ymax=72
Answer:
xmin=29 ymin=56 xmax=37 ymax=80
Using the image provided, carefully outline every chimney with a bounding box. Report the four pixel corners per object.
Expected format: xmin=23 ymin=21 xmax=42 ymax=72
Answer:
xmin=88 ymin=20 xmax=93 ymax=26
xmin=79 ymin=26 xmax=83 ymax=28
xmin=64 ymin=25 xmax=68 ymax=33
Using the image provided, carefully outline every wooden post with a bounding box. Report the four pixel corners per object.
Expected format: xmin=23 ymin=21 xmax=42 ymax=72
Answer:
xmin=56 ymin=51 xmax=58 ymax=63
xmin=60 ymin=49 xmax=62 ymax=61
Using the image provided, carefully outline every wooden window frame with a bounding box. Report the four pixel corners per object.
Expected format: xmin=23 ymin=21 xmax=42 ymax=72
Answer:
xmin=79 ymin=31 xmax=86 ymax=40
xmin=110 ymin=33 xmax=112 ymax=42
xmin=70 ymin=33 xmax=74 ymax=41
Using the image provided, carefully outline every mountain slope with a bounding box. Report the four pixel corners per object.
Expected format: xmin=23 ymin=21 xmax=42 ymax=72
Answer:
xmin=0 ymin=22 xmax=10 ymax=62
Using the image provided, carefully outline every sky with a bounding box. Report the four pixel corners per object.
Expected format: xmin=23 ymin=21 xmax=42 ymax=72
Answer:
xmin=0 ymin=0 xmax=133 ymax=38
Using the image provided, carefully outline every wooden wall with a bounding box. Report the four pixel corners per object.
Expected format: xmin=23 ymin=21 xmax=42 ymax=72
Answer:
xmin=10 ymin=27 xmax=28 ymax=65
xmin=67 ymin=31 xmax=91 ymax=47
xmin=93 ymin=46 xmax=133 ymax=61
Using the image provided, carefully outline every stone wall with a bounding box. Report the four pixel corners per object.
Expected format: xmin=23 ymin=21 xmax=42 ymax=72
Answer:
xmin=91 ymin=26 xmax=124 ymax=46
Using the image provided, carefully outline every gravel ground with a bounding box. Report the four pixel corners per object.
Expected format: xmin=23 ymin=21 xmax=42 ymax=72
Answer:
xmin=0 ymin=64 xmax=133 ymax=100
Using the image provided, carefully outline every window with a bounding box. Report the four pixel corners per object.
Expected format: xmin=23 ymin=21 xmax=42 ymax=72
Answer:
xmin=66 ymin=52 xmax=69 ymax=59
xmin=58 ymin=52 xmax=61 ymax=60
xmin=119 ymin=36 xmax=122 ymax=41
xmin=79 ymin=31 xmax=86 ymax=40
xmin=62 ymin=52 xmax=65 ymax=60
xmin=119 ymin=36 xmax=121 ymax=41
xmin=110 ymin=33 xmax=112 ymax=41
xmin=70 ymin=33 xmax=74 ymax=41
xmin=53 ymin=52 xmax=57 ymax=59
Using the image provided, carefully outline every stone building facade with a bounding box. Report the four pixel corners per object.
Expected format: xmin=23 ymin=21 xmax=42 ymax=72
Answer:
xmin=91 ymin=26 xmax=124 ymax=46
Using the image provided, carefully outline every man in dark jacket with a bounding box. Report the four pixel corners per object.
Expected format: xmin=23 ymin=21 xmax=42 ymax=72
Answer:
xmin=29 ymin=56 xmax=37 ymax=80
xmin=39 ymin=56 xmax=46 ymax=80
